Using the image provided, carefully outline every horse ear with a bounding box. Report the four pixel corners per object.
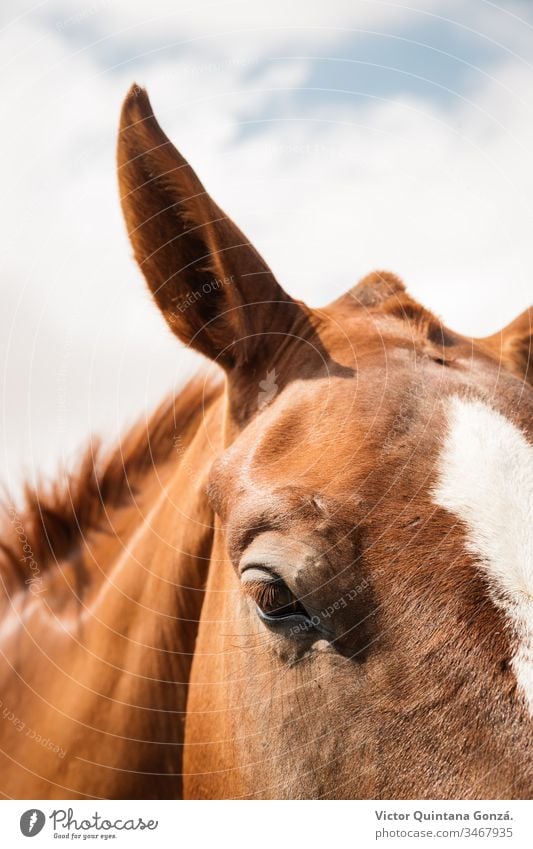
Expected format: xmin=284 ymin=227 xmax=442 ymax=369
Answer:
xmin=117 ymin=85 xmax=296 ymax=368
xmin=479 ymin=307 xmax=533 ymax=385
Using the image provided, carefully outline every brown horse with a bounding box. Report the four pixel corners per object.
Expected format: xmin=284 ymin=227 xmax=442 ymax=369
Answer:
xmin=0 ymin=85 xmax=531 ymax=800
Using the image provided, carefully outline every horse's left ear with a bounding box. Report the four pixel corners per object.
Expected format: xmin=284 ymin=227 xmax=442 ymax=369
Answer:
xmin=117 ymin=85 xmax=301 ymax=369
xmin=479 ymin=307 xmax=533 ymax=385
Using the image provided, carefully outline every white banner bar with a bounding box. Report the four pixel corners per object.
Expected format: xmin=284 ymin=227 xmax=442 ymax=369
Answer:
xmin=1 ymin=799 xmax=531 ymax=848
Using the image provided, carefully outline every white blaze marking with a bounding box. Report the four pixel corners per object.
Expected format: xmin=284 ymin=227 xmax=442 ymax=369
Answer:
xmin=433 ymin=396 xmax=533 ymax=715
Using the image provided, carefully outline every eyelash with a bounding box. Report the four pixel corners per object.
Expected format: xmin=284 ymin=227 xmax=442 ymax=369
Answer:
xmin=243 ymin=579 xmax=283 ymax=611
xmin=242 ymin=576 xmax=310 ymax=622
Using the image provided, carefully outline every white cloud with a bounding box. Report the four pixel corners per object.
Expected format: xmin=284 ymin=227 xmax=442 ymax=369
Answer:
xmin=43 ymin=0 xmax=448 ymax=56
xmin=0 ymin=0 xmax=532 ymax=491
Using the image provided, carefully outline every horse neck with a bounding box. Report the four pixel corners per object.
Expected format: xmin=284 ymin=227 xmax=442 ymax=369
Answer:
xmin=84 ymin=398 xmax=222 ymax=794
xmin=0 ymin=379 xmax=224 ymax=798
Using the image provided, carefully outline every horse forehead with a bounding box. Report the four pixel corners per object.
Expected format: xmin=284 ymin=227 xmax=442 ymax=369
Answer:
xmin=433 ymin=394 xmax=533 ymax=714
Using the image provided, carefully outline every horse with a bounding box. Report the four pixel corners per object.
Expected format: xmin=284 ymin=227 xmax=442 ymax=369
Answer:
xmin=0 ymin=85 xmax=531 ymax=800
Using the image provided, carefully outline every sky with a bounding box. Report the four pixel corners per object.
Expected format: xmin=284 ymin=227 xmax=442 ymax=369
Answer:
xmin=1 ymin=0 xmax=532 ymax=494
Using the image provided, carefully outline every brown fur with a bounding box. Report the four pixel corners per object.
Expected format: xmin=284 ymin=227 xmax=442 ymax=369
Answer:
xmin=0 ymin=86 xmax=531 ymax=800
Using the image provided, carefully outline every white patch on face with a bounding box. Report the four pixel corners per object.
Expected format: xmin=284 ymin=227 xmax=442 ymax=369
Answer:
xmin=433 ymin=395 xmax=533 ymax=715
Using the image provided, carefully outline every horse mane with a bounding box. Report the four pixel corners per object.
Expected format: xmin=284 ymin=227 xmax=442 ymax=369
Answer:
xmin=0 ymin=374 xmax=221 ymax=596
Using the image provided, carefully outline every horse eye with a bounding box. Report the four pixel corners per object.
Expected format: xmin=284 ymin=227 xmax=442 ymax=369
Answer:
xmin=241 ymin=567 xmax=310 ymax=624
